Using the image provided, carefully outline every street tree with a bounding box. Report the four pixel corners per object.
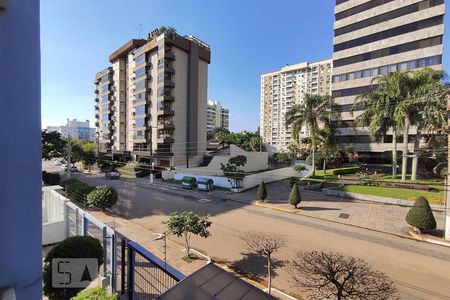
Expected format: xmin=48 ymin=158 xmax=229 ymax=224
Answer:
xmin=241 ymin=232 xmax=285 ymax=295
xmin=289 ymin=251 xmax=399 ymax=300
xmin=405 ymin=196 xmax=436 ymax=233
xmin=164 ymin=211 xmax=212 ymax=258
xmin=286 ymin=94 xmax=340 ymax=176
xmin=288 ymin=183 xmax=302 ymax=208
xmin=42 ymin=130 xmax=67 ymax=160
xmin=220 ymin=155 xmax=247 ymax=191
xmin=318 ymin=122 xmax=337 ymax=174
xmin=257 ymin=181 xmax=267 ymax=202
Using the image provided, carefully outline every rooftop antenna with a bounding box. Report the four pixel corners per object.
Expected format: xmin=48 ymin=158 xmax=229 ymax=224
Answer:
xmin=134 ymin=23 xmax=144 ymax=38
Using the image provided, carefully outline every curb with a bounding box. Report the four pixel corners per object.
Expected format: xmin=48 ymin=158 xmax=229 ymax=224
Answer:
xmin=408 ymin=231 xmax=450 ymax=247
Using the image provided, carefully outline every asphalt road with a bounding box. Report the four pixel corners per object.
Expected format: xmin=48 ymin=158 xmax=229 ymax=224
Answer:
xmin=46 ymin=163 xmax=450 ymax=300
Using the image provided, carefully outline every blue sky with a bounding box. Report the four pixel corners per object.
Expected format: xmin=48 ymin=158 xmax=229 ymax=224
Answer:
xmin=41 ymin=0 xmax=449 ymax=132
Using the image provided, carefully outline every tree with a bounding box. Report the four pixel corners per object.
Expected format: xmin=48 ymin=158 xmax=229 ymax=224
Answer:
xmin=81 ymin=142 xmax=97 ymax=172
xmin=43 ymin=236 xmax=103 ymax=299
xmin=164 ymin=211 xmax=212 ymax=258
xmin=287 ymin=143 xmax=300 ymax=159
xmin=257 ymin=181 xmax=267 ymax=201
xmin=214 ymin=130 xmax=265 ymax=152
xmin=286 ymin=94 xmax=340 ymax=176
xmin=207 ymin=127 xmax=230 ymax=140
xmin=405 ymin=196 xmax=437 ymax=233
xmin=318 ymin=122 xmax=337 ymax=174
xmin=289 ymin=251 xmax=399 ymax=300
xmin=220 ymin=155 xmax=247 ymax=190
xmin=42 ymin=130 xmax=67 ymax=159
xmin=288 ymin=183 xmax=301 ymax=208
xmin=293 ymin=164 xmax=307 ymax=176
xmin=87 ymin=187 xmax=118 ymax=210
xmin=241 ymin=232 xmax=285 ymax=295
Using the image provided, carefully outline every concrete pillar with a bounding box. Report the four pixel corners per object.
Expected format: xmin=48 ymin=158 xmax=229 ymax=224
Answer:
xmin=0 ymin=0 xmax=42 ymax=298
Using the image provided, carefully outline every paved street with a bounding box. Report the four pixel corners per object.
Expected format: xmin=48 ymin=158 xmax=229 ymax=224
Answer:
xmin=62 ymin=169 xmax=450 ymax=300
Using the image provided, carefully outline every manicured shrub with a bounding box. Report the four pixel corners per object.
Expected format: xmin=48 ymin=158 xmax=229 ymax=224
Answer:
xmin=100 ymin=163 xmax=114 ymax=173
xmin=257 ymin=181 xmax=267 ymax=201
xmin=358 ymin=178 xmax=374 ymax=186
xmin=42 ymin=171 xmax=49 ymax=183
xmin=289 ymin=183 xmax=302 ymax=208
xmin=43 ymin=236 xmax=103 ymax=300
xmin=65 ymin=180 xmax=95 ymax=203
xmin=331 ymin=166 xmax=360 ymax=175
xmin=433 ymin=162 xmax=447 ymax=178
xmin=87 ymin=187 xmax=118 ymax=210
xmin=60 ymin=178 xmax=79 ymax=188
xmin=405 ymin=196 xmax=436 ymax=232
xmin=135 ymin=170 xmax=150 ymax=178
xmin=293 ymin=164 xmax=308 ymax=173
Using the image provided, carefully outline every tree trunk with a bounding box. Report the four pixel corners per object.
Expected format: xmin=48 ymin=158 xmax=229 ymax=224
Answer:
xmin=401 ymin=116 xmax=410 ymax=182
xmin=323 ymin=154 xmax=327 ymax=174
xmin=312 ymin=147 xmax=316 ymax=176
xmin=392 ymin=126 xmax=397 ymax=178
xmin=184 ymin=232 xmax=190 ymax=258
xmin=411 ymin=130 xmax=421 ymax=181
xmin=267 ymin=255 xmax=272 ymax=295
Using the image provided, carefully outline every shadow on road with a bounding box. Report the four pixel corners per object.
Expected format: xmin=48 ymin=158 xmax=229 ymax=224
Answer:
xmin=228 ymin=252 xmax=286 ymax=282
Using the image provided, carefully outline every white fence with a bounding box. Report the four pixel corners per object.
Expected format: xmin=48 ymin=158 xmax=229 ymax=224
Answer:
xmin=42 ymin=186 xmax=67 ymax=245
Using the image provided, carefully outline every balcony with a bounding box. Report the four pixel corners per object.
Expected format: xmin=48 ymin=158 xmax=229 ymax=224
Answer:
xmin=164 ymin=80 xmax=175 ymax=88
xmin=157 ymin=121 xmax=174 ymax=130
xmin=164 ymin=51 xmax=175 ymax=60
xmin=95 ymin=114 xmax=99 ymax=119
xmin=164 ymin=66 xmax=175 ymax=74
xmin=95 ymin=97 xmax=99 ymax=102
xmin=158 ymin=94 xmax=175 ymax=102
xmin=157 ymin=134 xmax=174 ymax=144
xmin=95 ymin=105 xmax=99 ymax=110
xmin=157 ymin=107 xmax=174 ymax=116
xmin=95 ymin=89 xmax=99 ymax=94
xmin=155 ymin=148 xmax=173 ymax=157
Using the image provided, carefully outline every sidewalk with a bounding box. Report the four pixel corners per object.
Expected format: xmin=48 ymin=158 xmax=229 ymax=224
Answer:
xmin=87 ymin=210 xmax=208 ymax=277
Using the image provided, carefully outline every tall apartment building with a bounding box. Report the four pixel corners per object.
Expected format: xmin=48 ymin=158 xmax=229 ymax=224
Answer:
xmin=332 ymin=0 xmax=445 ymax=155
xmin=207 ymin=100 xmax=229 ymax=132
xmin=95 ymin=29 xmax=211 ymax=167
xmin=47 ymin=119 xmax=96 ymax=141
xmin=260 ymin=59 xmax=332 ymax=151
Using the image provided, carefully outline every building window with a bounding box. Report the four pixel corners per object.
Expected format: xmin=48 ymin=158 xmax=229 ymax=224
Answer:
xmin=101 ymin=85 xmax=109 ymax=93
xmin=135 ymin=67 xmax=145 ymax=79
xmin=135 ymin=118 xmax=145 ymax=127
xmin=135 ymin=54 xmax=145 ymax=67
xmin=135 ymin=105 xmax=146 ymax=116
xmin=135 ymin=80 xmax=145 ymax=91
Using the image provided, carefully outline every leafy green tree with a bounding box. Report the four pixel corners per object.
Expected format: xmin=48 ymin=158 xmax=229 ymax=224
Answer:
xmin=405 ymin=196 xmax=437 ymax=233
xmin=87 ymin=187 xmax=118 ymax=210
xmin=318 ymin=122 xmax=337 ymax=174
xmin=257 ymin=181 xmax=267 ymax=201
xmin=207 ymin=127 xmax=230 ymax=140
xmin=289 ymin=183 xmax=302 ymax=208
xmin=43 ymin=236 xmax=103 ymax=299
xmin=220 ymin=155 xmax=248 ymax=190
xmin=42 ymin=130 xmax=67 ymax=159
xmin=287 ymin=143 xmax=300 ymax=159
xmin=81 ymin=142 xmax=97 ymax=171
xmin=286 ymin=94 xmax=340 ymax=176
xmin=214 ymin=130 xmax=264 ymax=152
xmin=293 ymin=164 xmax=307 ymax=176
xmin=164 ymin=211 xmax=212 ymax=258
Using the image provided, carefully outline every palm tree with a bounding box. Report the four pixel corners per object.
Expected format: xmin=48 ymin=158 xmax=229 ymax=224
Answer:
xmin=392 ymin=68 xmax=445 ymax=181
xmin=318 ymin=121 xmax=337 ymax=174
xmin=353 ymin=73 xmax=403 ymax=178
xmin=285 ymin=94 xmax=340 ymax=176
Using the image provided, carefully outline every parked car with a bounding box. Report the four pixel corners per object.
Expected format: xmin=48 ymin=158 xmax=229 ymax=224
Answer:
xmin=53 ymin=160 xmax=62 ymax=166
xmin=105 ymin=171 xmax=121 ymax=180
xmin=65 ymin=165 xmax=78 ymax=172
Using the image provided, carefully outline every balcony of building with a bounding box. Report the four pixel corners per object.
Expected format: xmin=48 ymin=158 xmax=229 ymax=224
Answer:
xmin=157 ymin=103 xmax=174 ymax=116
xmin=157 ymin=133 xmax=174 ymax=144
xmin=157 ymin=119 xmax=175 ymax=130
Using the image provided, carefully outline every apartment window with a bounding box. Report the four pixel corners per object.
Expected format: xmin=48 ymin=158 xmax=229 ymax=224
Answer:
xmin=101 ymin=94 xmax=109 ymax=102
xmin=135 ymin=93 xmax=146 ymax=103
xmin=135 ymin=54 xmax=145 ymax=67
xmin=135 ymin=67 xmax=146 ymax=79
xmin=334 ymin=0 xmax=444 ymax=36
xmin=333 ymin=36 xmax=442 ymax=68
xmin=135 ymin=105 xmax=146 ymax=116
xmin=102 ymin=113 xmax=108 ymax=121
xmin=334 ymin=16 xmax=444 ymax=52
xmin=135 ymin=80 xmax=145 ymax=91
xmin=101 ymin=85 xmax=109 ymax=92
xmin=332 ymin=85 xmax=375 ymax=98
xmin=101 ymin=74 xmax=109 ymax=83
xmin=135 ymin=118 xmax=145 ymax=127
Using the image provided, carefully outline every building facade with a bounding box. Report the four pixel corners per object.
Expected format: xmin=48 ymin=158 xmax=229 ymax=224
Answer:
xmin=47 ymin=119 xmax=96 ymax=141
xmin=95 ymin=29 xmax=211 ymax=167
xmin=260 ymin=59 xmax=332 ymax=151
xmin=332 ymin=0 xmax=445 ymax=155
xmin=207 ymin=100 xmax=229 ymax=132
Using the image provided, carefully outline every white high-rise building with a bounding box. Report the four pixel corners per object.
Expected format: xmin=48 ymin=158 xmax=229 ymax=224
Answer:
xmin=260 ymin=59 xmax=332 ymax=151
xmin=207 ymin=100 xmax=229 ymax=133
xmin=47 ymin=119 xmax=96 ymax=141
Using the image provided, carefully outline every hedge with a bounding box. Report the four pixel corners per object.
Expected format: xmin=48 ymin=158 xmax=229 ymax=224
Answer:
xmin=42 ymin=171 xmax=61 ymax=186
xmin=331 ymin=167 xmax=360 ymax=175
xmin=43 ymin=236 xmax=103 ymax=299
xmin=62 ymin=179 xmax=95 ymax=203
xmin=72 ymin=287 xmax=118 ymax=300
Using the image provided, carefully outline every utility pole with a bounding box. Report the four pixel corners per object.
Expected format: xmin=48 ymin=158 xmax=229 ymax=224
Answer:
xmin=67 ymin=134 xmax=72 ymax=179
xmin=445 ymin=92 xmax=450 ymax=240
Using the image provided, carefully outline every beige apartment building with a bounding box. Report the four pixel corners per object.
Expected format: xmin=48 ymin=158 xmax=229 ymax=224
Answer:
xmin=95 ymin=29 xmax=211 ymax=167
xmin=207 ymin=100 xmax=229 ymax=133
xmin=260 ymin=59 xmax=332 ymax=152
xmin=332 ymin=0 xmax=445 ymax=155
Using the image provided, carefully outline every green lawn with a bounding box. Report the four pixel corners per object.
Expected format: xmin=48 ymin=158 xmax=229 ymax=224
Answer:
xmin=117 ymin=165 xmax=135 ymax=173
xmin=334 ymin=185 xmax=445 ymax=205
xmin=379 ymin=174 xmax=444 ymax=185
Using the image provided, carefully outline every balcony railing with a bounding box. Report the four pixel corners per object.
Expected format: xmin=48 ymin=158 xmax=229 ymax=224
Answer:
xmin=157 ymin=121 xmax=174 ymax=130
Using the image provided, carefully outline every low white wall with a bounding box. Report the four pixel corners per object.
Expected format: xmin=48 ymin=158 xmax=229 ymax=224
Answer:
xmin=42 ymin=186 xmax=68 ymax=245
xmin=206 ymin=145 xmax=268 ymax=172
xmin=164 ymin=164 xmax=312 ymax=191
xmin=43 ymin=220 xmax=66 ymax=245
